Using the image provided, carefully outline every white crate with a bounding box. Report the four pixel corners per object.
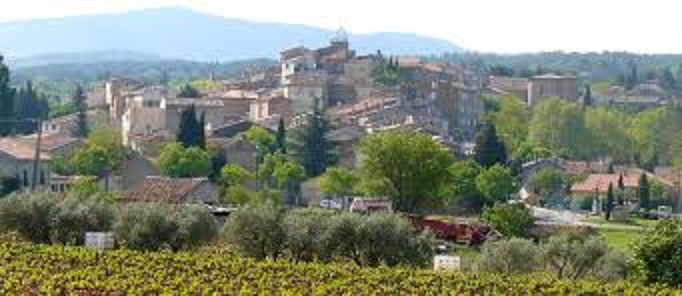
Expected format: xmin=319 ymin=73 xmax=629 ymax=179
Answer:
xmin=85 ymin=232 xmax=114 ymax=250
xmin=434 ymin=255 xmax=461 ymax=271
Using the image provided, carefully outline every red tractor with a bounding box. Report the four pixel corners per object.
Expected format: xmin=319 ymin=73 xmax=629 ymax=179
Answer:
xmin=408 ymin=216 xmax=497 ymax=246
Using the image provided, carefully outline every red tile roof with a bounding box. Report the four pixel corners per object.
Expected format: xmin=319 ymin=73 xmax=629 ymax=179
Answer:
xmin=571 ymin=173 xmax=640 ymax=194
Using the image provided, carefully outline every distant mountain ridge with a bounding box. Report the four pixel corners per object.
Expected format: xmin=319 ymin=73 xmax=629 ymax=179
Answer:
xmin=0 ymin=7 xmax=462 ymax=63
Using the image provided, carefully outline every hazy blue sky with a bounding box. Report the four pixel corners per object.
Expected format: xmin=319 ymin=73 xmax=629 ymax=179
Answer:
xmin=1 ymin=0 xmax=679 ymax=53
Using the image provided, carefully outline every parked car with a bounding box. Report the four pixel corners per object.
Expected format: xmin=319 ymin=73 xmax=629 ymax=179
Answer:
xmin=320 ymin=199 xmax=343 ymax=210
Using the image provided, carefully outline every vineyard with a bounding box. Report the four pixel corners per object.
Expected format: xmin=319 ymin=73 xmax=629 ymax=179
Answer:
xmin=0 ymin=241 xmax=678 ymax=295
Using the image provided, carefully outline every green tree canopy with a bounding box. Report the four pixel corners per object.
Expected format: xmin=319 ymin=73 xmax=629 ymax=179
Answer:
xmin=481 ymin=203 xmax=534 ymax=238
xmin=475 ymin=164 xmax=520 ymax=205
xmin=441 ymin=160 xmax=485 ymax=212
xmin=319 ymin=167 xmax=358 ymax=197
xmin=177 ymin=84 xmax=201 ymax=98
xmin=528 ymin=98 xmax=592 ymax=159
xmin=358 ymin=130 xmax=454 ymax=212
xmin=473 ymin=123 xmax=507 ymax=168
xmin=176 ymin=105 xmax=205 ymax=149
xmin=159 ymin=143 xmax=211 ymax=178
xmin=585 ymin=107 xmax=632 ymax=162
xmin=486 ymin=97 xmax=529 ymax=155
xmin=71 ymin=85 xmax=89 ymax=138
xmin=0 ymin=55 xmax=16 ymax=136
xmin=529 ymin=168 xmax=566 ymax=198
xmin=289 ymin=98 xmax=336 ymax=177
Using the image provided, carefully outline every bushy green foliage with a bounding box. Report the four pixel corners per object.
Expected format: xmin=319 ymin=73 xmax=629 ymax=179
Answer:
xmin=51 ymin=198 xmax=115 ymax=245
xmin=0 ymin=193 xmax=114 ymax=245
xmin=114 ymin=203 xmax=217 ymax=251
xmin=0 ymin=193 xmax=58 ymax=243
xmin=289 ymin=98 xmax=337 ymax=177
xmin=634 ymin=219 xmax=682 ymax=286
xmin=477 ymin=238 xmax=540 ymax=275
xmin=223 ymin=203 xmax=286 ymax=260
xmin=358 ymin=130 xmax=454 ymax=212
xmin=542 ymin=234 xmax=609 ymax=280
xmin=159 ymin=142 xmax=211 ymax=178
xmin=283 ymin=208 xmax=329 ymax=262
xmin=223 ymin=205 xmax=434 ymax=267
xmin=481 ymin=203 xmax=534 ymax=238
xmin=473 ymin=123 xmax=507 ymax=168
xmin=319 ymin=166 xmax=358 ymax=197
xmin=442 ymin=160 xmax=485 ymax=211
xmin=529 ymin=168 xmax=567 ymax=198
xmin=475 ymin=165 xmax=519 ymax=204
xmin=0 ymin=176 xmax=20 ymax=197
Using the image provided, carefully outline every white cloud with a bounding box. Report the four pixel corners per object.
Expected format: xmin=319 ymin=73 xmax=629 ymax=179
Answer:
xmin=1 ymin=0 xmax=680 ymax=53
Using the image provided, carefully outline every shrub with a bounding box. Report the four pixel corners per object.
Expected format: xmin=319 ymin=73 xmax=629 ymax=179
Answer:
xmin=114 ymin=203 xmax=179 ymax=251
xmin=0 ymin=193 xmax=59 ymax=243
xmin=283 ymin=208 xmax=329 ymax=262
xmin=172 ymin=204 xmax=219 ymax=250
xmin=481 ymin=203 xmax=534 ymax=238
xmin=476 ymin=238 xmax=540 ymax=275
xmin=633 ymin=219 xmax=682 ymax=286
xmin=223 ymin=203 xmax=286 ymax=260
xmin=357 ymin=213 xmax=434 ymax=267
xmin=114 ymin=203 xmax=217 ymax=251
xmin=593 ymin=250 xmax=631 ymax=282
xmin=323 ymin=212 xmax=363 ymax=264
xmin=542 ymin=234 xmax=608 ymax=280
xmin=477 ymin=238 xmax=540 ymax=275
xmin=51 ymin=198 xmax=114 ymax=245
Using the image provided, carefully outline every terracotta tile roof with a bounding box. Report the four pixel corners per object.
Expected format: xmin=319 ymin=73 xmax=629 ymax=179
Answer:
xmin=0 ymin=133 xmax=80 ymax=160
xmin=120 ymin=177 xmax=209 ymax=203
xmin=571 ymin=173 xmax=640 ymax=194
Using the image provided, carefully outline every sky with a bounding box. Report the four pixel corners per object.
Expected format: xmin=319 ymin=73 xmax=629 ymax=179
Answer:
xmin=0 ymin=0 xmax=680 ymax=54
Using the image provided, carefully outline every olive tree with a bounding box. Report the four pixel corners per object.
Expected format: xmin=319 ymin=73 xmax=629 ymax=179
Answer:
xmin=223 ymin=203 xmax=286 ymax=260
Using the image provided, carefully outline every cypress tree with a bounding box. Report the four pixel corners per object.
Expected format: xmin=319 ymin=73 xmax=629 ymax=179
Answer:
xmin=276 ymin=117 xmax=287 ymax=154
xmin=290 ymin=97 xmax=336 ymax=177
xmin=0 ymin=55 xmax=15 ymax=136
xmin=71 ymin=85 xmax=89 ymax=138
xmin=639 ymin=173 xmax=650 ymax=210
xmin=15 ymin=80 xmax=48 ymax=134
xmin=177 ymin=105 xmax=204 ymax=148
xmin=617 ymin=174 xmax=625 ymax=205
xmin=473 ymin=123 xmax=507 ymax=168
xmin=605 ymin=183 xmax=615 ymax=221
xmin=198 ymin=111 xmax=206 ymax=149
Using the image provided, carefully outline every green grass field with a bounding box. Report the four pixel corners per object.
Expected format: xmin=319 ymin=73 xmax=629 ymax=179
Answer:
xmin=598 ymin=228 xmax=644 ymax=253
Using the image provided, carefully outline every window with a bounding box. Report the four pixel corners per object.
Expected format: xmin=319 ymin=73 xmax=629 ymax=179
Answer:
xmin=22 ymin=170 xmax=28 ymax=187
xmin=40 ymin=170 xmax=46 ymax=186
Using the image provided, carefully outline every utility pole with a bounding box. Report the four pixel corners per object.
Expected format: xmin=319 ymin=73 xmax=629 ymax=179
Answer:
xmin=0 ymin=117 xmax=43 ymax=191
xmin=31 ymin=118 xmax=43 ymax=191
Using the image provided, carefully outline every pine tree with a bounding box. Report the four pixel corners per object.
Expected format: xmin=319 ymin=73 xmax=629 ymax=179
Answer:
xmin=639 ymin=173 xmax=651 ymax=210
xmin=617 ymin=174 xmax=625 ymax=205
xmin=176 ymin=105 xmax=204 ymax=148
xmin=605 ymin=183 xmax=615 ymax=221
xmin=15 ymin=80 xmax=48 ymax=134
xmin=290 ymin=97 xmax=336 ymax=177
xmin=178 ymin=84 xmax=200 ymax=98
xmin=198 ymin=112 xmax=206 ymax=149
xmin=582 ymin=84 xmax=592 ymax=108
xmin=473 ymin=123 xmax=507 ymax=168
xmin=276 ymin=117 xmax=287 ymax=154
xmin=71 ymin=85 xmax=89 ymax=138
xmin=0 ymin=55 xmax=15 ymax=136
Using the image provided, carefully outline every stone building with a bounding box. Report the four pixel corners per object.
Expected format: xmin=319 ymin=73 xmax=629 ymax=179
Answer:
xmin=0 ymin=133 xmax=82 ymax=191
xmin=527 ymin=74 xmax=579 ymax=105
xmin=279 ymin=37 xmax=379 ymax=112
